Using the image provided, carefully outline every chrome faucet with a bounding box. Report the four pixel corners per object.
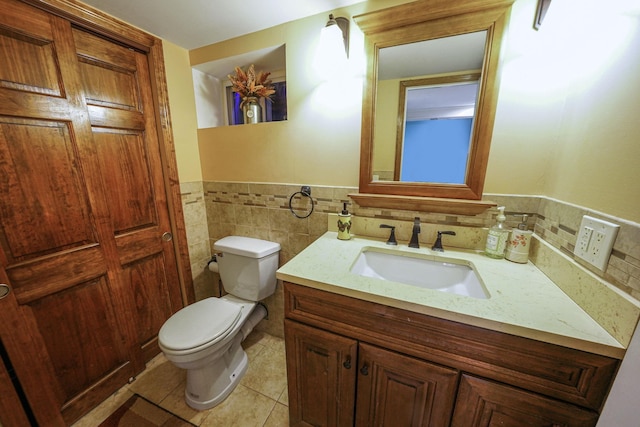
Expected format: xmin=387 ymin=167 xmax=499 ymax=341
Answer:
xmin=408 ymin=217 xmax=420 ymax=248
xmin=432 ymin=231 xmax=456 ymax=252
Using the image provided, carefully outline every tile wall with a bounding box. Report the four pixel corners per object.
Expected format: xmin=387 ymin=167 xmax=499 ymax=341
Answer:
xmin=180 ymin=181 xmax=640 ymax=338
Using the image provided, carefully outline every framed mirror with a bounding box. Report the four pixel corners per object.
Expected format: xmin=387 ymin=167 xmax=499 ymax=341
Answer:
xmin=352 ymin=0 xmax=514 ymax=214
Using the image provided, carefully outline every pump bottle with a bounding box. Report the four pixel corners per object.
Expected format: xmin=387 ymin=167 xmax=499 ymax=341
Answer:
xmin=485 ymin=206 xmax=509 ymax=258
xmin=505 ymin=214 xmax=533 ymax=263
xmin=337 ymin=203 xmax=352 ymax=240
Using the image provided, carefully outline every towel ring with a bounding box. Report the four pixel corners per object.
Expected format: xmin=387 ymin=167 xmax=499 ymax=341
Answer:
xmin=289 ymin=187 xmax=314 ymax=219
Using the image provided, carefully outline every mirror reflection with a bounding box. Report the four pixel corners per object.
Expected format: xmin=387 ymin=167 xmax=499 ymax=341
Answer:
xmin=396 ymin=74 xmax=480 ymax=183
xmin=372 ymin=31 xmax=487 ymax=184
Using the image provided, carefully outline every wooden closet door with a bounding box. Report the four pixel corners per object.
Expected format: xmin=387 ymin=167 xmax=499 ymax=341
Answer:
xmin=0 ymin=0 xmax=184 ymax=425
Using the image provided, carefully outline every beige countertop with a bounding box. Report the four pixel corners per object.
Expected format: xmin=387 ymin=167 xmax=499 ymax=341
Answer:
xmin=277 ymin=231 xmax=625 ymax=359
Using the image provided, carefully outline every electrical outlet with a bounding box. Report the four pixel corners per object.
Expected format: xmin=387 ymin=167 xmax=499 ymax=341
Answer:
xmin=578 ymin=226 xmax=593 ymax=252
xmin=591 ymin=231 xmax=605 ymax=257
xmin=574 ymin=215 xmax=619 ymax=272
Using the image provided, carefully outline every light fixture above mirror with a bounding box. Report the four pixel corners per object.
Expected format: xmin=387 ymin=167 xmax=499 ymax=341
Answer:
xmin=351 ymin=0 xmax=514 ymax=215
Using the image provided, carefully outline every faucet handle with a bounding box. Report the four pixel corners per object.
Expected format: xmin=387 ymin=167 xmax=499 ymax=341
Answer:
xmin=432 ymin=230 xmax=456 ymax=252
xmin=379 ymin=224 xmax=397 ymax=245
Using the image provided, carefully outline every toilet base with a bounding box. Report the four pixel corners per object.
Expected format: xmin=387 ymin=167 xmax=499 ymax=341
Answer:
xmin=184 ymin=334 xmax=248 ymax=411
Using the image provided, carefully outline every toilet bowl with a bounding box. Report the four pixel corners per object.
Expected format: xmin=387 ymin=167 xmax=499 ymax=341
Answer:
xmin=158 ymin=236 xmax=280 ymax=410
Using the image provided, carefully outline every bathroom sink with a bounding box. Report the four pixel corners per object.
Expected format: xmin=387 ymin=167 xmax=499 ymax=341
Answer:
xmin=350 ymin=249 xmax=489 ymax=299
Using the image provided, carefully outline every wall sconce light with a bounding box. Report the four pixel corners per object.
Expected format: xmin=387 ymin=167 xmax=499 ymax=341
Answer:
xmin=322 ymin=14 xmax=350 ymax=58
xmin=315 ymin=14 xmax=350 ymax=80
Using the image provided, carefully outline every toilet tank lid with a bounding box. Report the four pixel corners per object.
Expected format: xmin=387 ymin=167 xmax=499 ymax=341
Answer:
xmin=214 ymin=236 xmax=281 ymax=258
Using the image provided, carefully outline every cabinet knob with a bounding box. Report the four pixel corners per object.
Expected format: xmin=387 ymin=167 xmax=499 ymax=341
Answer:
xmin=343 ymin=356 xmax=351 ymax=369
xmin=161 ymin=232 xmax=173 ymax=242
xmin=360 ymin=364 xmax=369 ymax=376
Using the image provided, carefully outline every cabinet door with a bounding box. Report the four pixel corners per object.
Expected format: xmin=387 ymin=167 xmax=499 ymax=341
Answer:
xmin=356 ymin=343 xmax=459 ymax=427
xmin=451 ymin=375 xmax=599 ymax=427
xmin=285 ymin=320 xmax=358 ymax=427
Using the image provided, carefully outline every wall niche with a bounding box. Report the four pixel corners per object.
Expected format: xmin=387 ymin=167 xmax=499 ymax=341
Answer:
xmin=192 ymin=44 xmax=287 ymax=128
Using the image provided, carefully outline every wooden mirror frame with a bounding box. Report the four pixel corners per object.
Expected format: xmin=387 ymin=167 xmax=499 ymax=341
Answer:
xmin=351 ymin=0 xmax=514 ymax=215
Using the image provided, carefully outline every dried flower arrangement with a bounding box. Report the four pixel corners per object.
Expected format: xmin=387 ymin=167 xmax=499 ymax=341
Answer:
xmin=228 ymin=64 xmax=275 ymax=105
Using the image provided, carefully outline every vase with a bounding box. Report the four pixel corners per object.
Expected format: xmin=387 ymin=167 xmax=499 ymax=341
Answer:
xmin=242 ymin=97 xmax=262 ymax=124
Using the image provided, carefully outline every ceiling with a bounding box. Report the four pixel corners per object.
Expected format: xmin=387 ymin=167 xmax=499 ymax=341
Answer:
xmin=81 ymin=0 xmax=366 ymax=50
xmin=378 ymin=31 xmax=486 ymax=80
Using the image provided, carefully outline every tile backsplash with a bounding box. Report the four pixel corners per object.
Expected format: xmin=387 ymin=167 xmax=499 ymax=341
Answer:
xmin=180 ymin=181 xmax=640 ymax=338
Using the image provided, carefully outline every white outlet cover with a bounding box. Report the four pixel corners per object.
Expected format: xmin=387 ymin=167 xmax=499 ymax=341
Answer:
xmin=574 ymin=215 xmax=619 ymax=271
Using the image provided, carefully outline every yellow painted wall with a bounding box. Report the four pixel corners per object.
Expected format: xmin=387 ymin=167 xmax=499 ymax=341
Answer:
xmin=162 ymin=40 xmax=201 ymax=182
xmin=192 ymin=9 xmax=366 ymax=186
xmin=486 ymin=0 xmax=640 ymax=222
xmin=164 ymin=0 xmax=640 ymax=222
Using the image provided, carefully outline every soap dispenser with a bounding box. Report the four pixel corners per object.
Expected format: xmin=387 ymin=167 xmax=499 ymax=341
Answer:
xmin=485 ymin=206 xmax=509 ymax=259
xmin=505 ymin=214 xmax=533 ymax=263
xmin=337 ymin=202 xmax=352 ymax=240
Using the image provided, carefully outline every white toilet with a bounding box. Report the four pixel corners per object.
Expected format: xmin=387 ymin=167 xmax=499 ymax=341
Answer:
xmin=158 ymin=236 xmax=281 ymax=410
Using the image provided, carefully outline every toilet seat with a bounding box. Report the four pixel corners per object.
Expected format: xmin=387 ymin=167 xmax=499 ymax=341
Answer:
xmin=159 ymin=297 xmax=242 ymax=352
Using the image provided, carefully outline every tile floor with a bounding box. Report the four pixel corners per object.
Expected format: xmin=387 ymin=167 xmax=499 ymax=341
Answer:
xmin=72 ymin=331 xmax=289 ymax=427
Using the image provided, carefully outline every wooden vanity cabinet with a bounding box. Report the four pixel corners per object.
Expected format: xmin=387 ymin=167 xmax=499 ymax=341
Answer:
xmin=283 ymin=282 xmax=618 ymax=427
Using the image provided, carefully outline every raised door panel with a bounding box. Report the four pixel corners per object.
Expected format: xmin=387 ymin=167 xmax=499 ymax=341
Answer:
xmin=126 ymin=253 xmax=174 ymax=360
xmin=93 ymin=130 xmax=156 ymax=233
xmin=0 ymin=118 xmax=95 ymax=263
xmin=451 ymin=375 xmax=599 ymax=427
xmin=284 ymin=320 xmax=358 ymax=427
xmin=0 ymin=5 xmax=62 ymax=97
xmin=356 ymin=343 xmax=459 ymax=427
xmin=28 ymin=276 xmax=131 ymax=403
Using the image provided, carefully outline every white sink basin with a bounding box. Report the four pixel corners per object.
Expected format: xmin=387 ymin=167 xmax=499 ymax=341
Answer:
xmin=350 ymin=248 xmax=489 ymax=299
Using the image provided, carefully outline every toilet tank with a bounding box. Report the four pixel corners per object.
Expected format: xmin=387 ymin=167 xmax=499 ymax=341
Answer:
xmin=213 ymin=236 xmax=281 ymax=301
